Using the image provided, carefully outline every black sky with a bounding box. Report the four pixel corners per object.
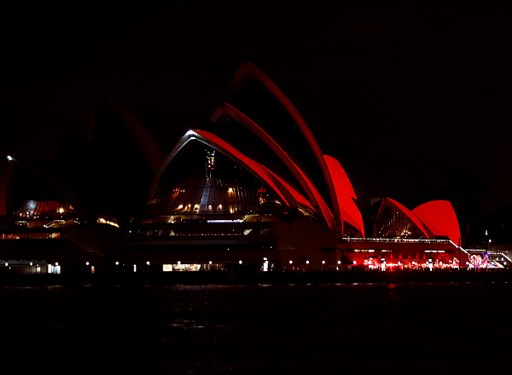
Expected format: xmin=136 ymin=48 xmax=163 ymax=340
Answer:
xmin=1 ymin=1 xmax=511 ymax=217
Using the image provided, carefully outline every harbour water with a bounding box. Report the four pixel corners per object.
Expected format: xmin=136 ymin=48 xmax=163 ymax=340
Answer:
xmin=1 ymin=280 xmax=511 ymax=374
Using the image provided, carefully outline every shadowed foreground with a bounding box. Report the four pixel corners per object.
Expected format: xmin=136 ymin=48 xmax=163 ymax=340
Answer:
xmin=1 ymin=282 xmax=510 ymax=374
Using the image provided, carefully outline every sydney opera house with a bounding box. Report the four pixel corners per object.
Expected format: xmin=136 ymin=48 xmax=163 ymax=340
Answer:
xmin=0 ymin=62 xmax=509 ymax=278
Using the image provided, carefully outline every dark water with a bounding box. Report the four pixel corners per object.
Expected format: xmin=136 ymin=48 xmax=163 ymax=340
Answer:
xmin=1 ymin=281 xmax=511 ymax=374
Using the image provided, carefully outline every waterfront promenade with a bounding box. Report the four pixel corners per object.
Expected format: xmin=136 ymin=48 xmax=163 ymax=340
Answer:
xmin=1 ymin=268 xmax=511 ymax=287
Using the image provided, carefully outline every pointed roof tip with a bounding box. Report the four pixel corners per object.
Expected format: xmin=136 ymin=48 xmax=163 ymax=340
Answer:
xmin=226 ymin=60 xmax=286 ymax=100
xmin=235 ymin=60 xmax=260 ymax=74
xmin=239 ymin=60 xmax=257 ymax=69
xmin=216 ymin=62 xmax=270 ymax=120
xmin=226 ymin=60 xmax=261 ymax=95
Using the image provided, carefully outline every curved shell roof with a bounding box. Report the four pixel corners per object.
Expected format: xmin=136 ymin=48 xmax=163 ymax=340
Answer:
xmin=324 ymin=155 xmax=365 ymax=237
xmin=148 ymin=62 xmax=463 ymax=245
xmin=374 ymin=197 xmax=430 ymax=238
xmin=374 ymin=197 xmax=461 ymax=244
xmin=148 ymin=129 xmax=315 ymax=213
xmin=148 ymin=62 xmax=372 ymax=238
xmin=210 ymin=102 xmax=335 ymax=230
xmin=220 ymin=62 xmax=341 ymax=232
xmin=413 ymin=200 xmax=461 ymax=245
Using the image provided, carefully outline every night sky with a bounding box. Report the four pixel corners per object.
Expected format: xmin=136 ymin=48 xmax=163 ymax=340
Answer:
xmin=1 ymin=1 xmax=511 ymax=242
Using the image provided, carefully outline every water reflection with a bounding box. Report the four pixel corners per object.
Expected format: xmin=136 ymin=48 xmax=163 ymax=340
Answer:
xmin=1 ymin=282 xmax=510 ymax=373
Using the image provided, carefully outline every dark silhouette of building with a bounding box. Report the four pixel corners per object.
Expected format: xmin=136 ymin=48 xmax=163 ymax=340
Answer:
xmin=1 ymin=62 xmax=510 ymax=277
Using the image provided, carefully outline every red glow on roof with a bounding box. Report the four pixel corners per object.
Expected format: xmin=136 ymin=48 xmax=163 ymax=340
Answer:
xmin=380 ymin=198 xmax=430 ymax=238
xmin=324 ymin=155 xmax=365 ymax=237
xmin=413 ymin=200 xmax=461 ymax=245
